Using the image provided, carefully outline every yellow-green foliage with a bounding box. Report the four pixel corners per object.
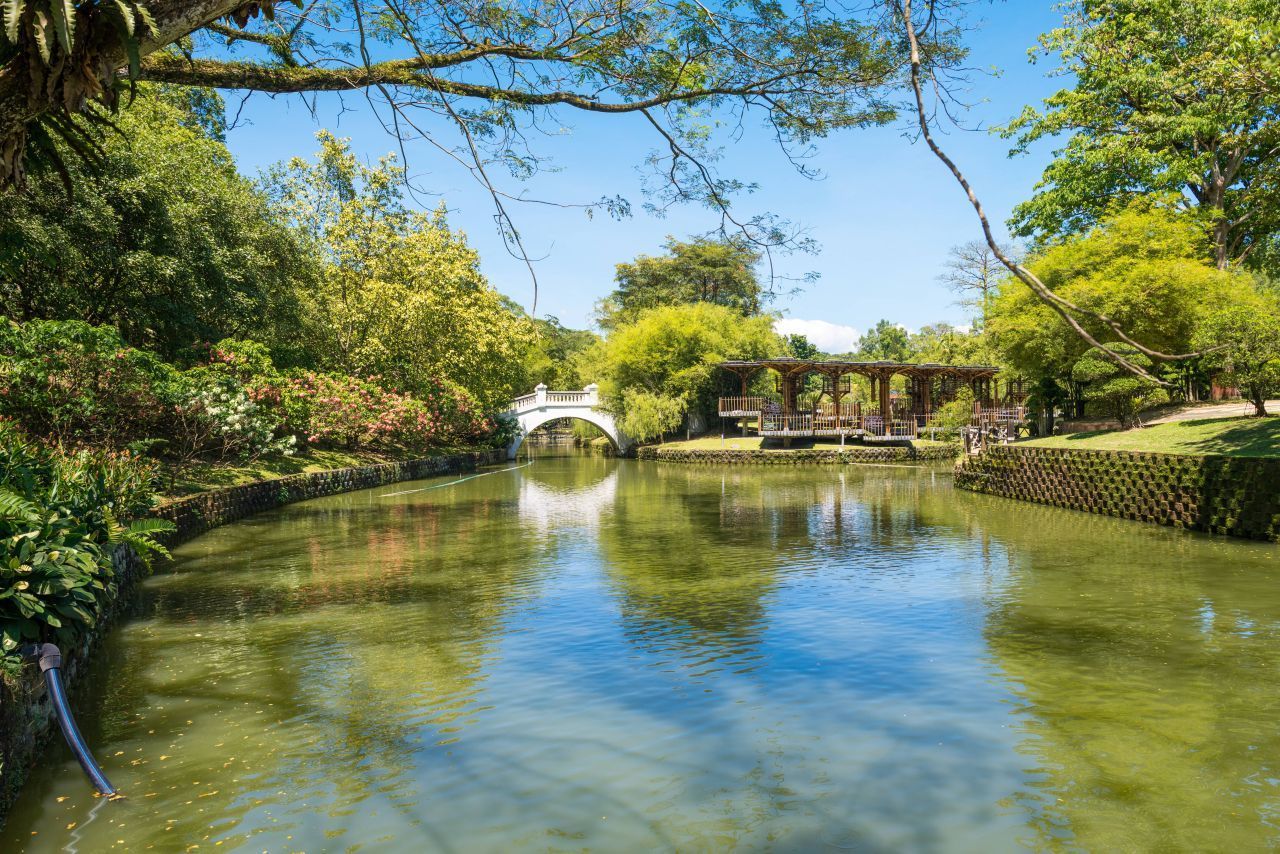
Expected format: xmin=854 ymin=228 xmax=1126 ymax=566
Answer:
xmin=988 ymin=205 xmax=1237 ymax=379
xmin=591 ymin=302 xmax=781 ymax=434
xmin=264 ymin=132 xmax=536 ymax=408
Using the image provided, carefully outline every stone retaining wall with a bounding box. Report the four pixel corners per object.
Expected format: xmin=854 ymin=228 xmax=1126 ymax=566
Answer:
xmin=955 ymin=445 xmax=1280 ymax=541
xmin=0 ymin=447 xmax=504 ymax=825
xmin=637 ymin=444 xmax=960 ymax=465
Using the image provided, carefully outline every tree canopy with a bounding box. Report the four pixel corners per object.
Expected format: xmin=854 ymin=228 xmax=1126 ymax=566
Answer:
xmin=987 ymin=205 xmax=1237 ymax=382
xmin=595 ymin=237 xmax=767 ymax=331
xmin=0 ymin=0 xmax=969 ymax=256
xmin=263 ymin=131 xmax=536 ymax=407
xmin=1191 ymin=294 xmax=1280 ymax=416
xmin=0 ymin=87 xmax=316 ymax=361
xmin=591 ymin=302 xmax=779 ymax=439
xmin=1004 ymin=0 xmax=1280 ymax=271
xmin=854 ymin=319 xmax=912 ymax=362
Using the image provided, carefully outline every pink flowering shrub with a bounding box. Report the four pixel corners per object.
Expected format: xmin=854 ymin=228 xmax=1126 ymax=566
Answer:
xmin=278 ymin=371 xmax=490 ymax=452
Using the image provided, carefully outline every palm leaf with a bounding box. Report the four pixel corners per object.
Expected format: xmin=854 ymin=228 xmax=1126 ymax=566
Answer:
xmin=124 ymin=518 xmax=175 ymax=537
xmin=46 ymin=0 xmax=73 ymax=54
xmin=31 ymin=7 xmax=52 ymax=63
xmin=132 ymin=1 xmax=155 ymax=38
xmin=2 ymin=0 xmax=23 ymax=44
xmin=105 ymin=0 xmax=134 ymax=37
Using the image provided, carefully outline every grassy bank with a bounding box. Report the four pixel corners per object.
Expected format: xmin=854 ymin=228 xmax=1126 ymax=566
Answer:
xmin=158 ymin=445 xmax=493 ymax=499
xmin=1023 ymin=417 xmax=1280 ymax=458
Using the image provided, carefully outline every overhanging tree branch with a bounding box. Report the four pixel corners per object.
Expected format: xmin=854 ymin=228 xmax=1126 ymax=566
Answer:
xmin=901 ymin=0 xmax=1210 ymax=386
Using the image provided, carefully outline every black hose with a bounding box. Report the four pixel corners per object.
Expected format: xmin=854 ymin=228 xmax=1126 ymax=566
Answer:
xmin=22 ymin=643 xmax=118 ymax=798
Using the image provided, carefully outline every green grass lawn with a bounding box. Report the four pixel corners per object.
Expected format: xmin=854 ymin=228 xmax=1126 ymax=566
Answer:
xmin=1023 ymin=416 xmax=1280 ymax=458
xmin=158 ymin=446 xmax=479 ymax=500
xmin=655 ymin=435 xmax=954 ymax=451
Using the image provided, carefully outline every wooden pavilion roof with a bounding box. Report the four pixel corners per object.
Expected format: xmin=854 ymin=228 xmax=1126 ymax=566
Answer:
xmin=719 ymin=358 xmax=1001 ymax=379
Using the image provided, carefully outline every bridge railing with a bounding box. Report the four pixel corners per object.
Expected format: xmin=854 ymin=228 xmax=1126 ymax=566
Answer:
xmin=546 ymin=391 xmax=592 ymax=404
xmin=505 ymin=384 xmax=601 ymax=414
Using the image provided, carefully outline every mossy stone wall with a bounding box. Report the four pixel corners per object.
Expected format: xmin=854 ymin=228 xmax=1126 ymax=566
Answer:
xmin=637 ymin=444 xmax=960 ymax=465
xmin=955 ymin=446 xmax=1280 ymax=541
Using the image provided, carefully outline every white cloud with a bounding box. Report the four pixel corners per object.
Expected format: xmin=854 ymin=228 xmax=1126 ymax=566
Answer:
xmin=773 ymin=318 xmax=860 ymax=354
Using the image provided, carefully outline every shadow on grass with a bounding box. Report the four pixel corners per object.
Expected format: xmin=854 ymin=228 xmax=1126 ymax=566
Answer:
xmin=1051 ymin=428 xmax=1117 ymax=442
xmin=1183 ymin=417 xmax=1280 ymax=458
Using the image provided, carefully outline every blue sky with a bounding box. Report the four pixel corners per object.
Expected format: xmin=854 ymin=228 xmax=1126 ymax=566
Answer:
xmin=221 ymin=4 xmax=1066 ymax=348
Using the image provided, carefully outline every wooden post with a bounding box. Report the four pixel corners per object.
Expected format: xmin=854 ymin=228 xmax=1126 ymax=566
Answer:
xmin=878 ymin=370 xmax=892 ymax=434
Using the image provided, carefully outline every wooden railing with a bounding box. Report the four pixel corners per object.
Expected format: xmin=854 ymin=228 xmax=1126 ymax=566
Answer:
xmin=973 ymin=406 xmax=1026 ymax=424
xmin=718 ymin=396 xmax=767 ymax=415
xmin=760 ymin=413 xmax=814 ymax=435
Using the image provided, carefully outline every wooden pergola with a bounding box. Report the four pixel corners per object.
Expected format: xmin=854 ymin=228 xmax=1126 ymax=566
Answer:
xmin=718 ymin=358 xmax=1024 ymax=441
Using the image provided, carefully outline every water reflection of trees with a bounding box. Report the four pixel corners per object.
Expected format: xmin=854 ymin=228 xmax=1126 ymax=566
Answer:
xmin=961 ymin=494 xmax=1280 ymax=849
xmin=597 ymin=463 xmax=964 ymax=668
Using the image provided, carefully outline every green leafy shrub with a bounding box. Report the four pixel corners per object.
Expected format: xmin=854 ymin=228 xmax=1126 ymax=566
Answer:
xmin=1073 ymin=343 xmax=1167 ymax=427
xmin=0 ymin=318 xmax=178 ymax=446
xmin=0 ymin=421 xmax=172 ymax=660
xmin=933 ymin=387 xmax=977 ymax=433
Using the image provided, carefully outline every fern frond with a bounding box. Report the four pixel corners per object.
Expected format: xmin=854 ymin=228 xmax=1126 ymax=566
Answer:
xmin=0 ymin=489 xmax=40 ymax=523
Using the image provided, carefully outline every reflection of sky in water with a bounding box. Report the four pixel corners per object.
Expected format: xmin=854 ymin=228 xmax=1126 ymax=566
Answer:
xmin=7 ymin=458 xmax=1280 ymax=852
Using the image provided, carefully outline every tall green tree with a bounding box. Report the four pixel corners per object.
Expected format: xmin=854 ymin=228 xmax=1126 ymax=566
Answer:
xmin=595 ymin=237 xmax=766 ymax=331
xmin=1192 ymin=296 xmax=1280 ymax=416
xmin=1005 ymin=0 xmax=1280 ymax=270
xmin=987 ymin=205 xmax=1238 ymax=384
xmin=594 ymin=302 xmax=779 ymax=438
xmin=521 ymin=316 xmax=600 ymax=392
xmin=263 ymin=132 xmax=536 ymax=407
xmin=0 ymin=89 xmax=317 ymax=361
xmin=1072 ymin=343 xmax=1166 ymax=426
xmin=855 ymin=319 xmax=912 ymax=362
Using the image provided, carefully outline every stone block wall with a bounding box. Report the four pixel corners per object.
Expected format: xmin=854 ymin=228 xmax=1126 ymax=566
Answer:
xmin=0 ymin=448 xmax=504 ymax=825
xmin=637 ymin=444 xmax=960 ymax=465
xmin=955 ymin=446 xmax=1280 ymax=541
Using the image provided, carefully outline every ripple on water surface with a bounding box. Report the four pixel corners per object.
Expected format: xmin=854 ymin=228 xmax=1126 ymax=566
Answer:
xmin=6 ymin=456 xmax=1280 ymax=852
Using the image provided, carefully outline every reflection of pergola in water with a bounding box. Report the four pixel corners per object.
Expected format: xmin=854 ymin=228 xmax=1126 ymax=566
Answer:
xmin=718 ymin=358 xmax=1026 ymax=440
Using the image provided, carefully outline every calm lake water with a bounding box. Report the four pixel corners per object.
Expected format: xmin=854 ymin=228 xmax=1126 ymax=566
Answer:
xmin=6 ymin=453 xmax=1280 ymax=852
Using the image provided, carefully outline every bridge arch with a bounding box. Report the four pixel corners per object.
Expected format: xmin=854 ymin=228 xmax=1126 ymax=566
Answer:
xmin=503 ymin=384 xmax=632 ymax=461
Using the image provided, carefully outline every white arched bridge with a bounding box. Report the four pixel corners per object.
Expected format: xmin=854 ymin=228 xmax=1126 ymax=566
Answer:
xmin=502 ymin=384 xmax=632 ymax=460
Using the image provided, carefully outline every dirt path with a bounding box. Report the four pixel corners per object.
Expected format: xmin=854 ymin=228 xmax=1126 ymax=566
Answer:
xmin=1144 ymin=400 xmax=1279 ymax=424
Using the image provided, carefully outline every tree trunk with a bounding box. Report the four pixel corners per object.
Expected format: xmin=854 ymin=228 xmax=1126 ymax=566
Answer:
xmin=1250 ymin=386 xmax=1268 ymax=417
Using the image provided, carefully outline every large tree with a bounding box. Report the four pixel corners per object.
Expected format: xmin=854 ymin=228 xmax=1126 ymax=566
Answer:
xmin=855 ymin=319 xmax=911 ymax=362
xmin=1005 ymin=0 xmax=1280 ymax=270
xmin=1192 ymin=295 xmax=1280 ymax=416
xmin=264 ymin=131 xmax=536 ymax=407
xmin=0 ymin=87 xmax=316 ymax=360
xmin=593 ymin=301 xmax=778 ymax=437
xmin=986 ymin=205 xmax=1237 ymax=386
xmin=937 ymin=239 xmax=1014 ymax=330
xmin=595 ymin=236 xmax=766 ymax=331
xmin=0 ymin=0 xmax=957 ymax=255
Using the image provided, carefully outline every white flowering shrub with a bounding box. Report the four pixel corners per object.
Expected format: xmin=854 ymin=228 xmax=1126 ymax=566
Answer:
xmin=172 ymin=375 xmax=295 ymax=461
